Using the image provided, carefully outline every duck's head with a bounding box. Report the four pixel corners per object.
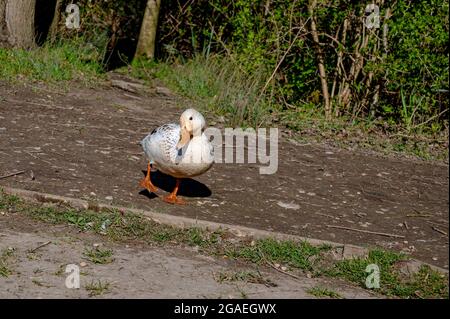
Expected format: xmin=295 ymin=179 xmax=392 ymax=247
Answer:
xmin=177 ymin=108 xmax=206 ymax=149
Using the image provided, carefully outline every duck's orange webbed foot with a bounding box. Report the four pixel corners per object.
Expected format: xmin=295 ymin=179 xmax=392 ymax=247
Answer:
xmin=162 ymin=178 xmax=185 ymax=205
xmin=139 ymin=161 xmax=158 ymax=193
xmin=163 ymin=194 xmax=185 ymax=205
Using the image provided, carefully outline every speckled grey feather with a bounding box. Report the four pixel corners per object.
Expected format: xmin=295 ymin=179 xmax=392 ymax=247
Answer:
xmin=141 ymin=123 xmax=180 ymax=164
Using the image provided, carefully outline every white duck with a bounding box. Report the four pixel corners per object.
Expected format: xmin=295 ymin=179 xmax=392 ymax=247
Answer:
xmin=140 ymin=108 xmax=214 ymax=204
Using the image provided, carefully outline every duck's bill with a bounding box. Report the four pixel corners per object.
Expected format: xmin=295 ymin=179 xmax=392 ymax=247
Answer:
xmin=176 ymin=128 xmax=190 ymax=150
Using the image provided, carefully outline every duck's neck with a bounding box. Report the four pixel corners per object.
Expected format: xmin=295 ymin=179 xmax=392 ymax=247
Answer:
xmin=192 ymin=127 xmax=203 ymax=137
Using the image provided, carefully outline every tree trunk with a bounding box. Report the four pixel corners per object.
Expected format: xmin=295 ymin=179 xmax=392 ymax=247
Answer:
xmin=134 ymin=0 xmax=161 ymax=60
xmin=308 ymin=0 xmax=331 ymax=120
xmin=0 ymin=0 xmax=36 ymax=49
xmin=48 ymin=0 xmax=62 ymax=43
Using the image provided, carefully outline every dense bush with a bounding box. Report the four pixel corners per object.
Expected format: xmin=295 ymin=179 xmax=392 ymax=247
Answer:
xmin=157 ymin=0 xmax=449 ymax=131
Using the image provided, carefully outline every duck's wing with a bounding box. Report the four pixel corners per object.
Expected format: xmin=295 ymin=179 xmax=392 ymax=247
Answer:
xmin=142 ymin=123 xmax=180 ymax=163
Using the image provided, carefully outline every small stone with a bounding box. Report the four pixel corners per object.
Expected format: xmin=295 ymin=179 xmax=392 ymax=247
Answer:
xmin=277 ymin=201 xmax=300 ymax=210
xmin=80 ymin=262 xmax=87 ymax=267
xmin=105 ymin=196 xmax=113 ymax=201
xmin=396 ymin=259 xmax=422 ymax=276
xmin=156 ymin=86 xmax=173 ymax=96
xmin=281 ymin=266 xmax=287 ymax=271
xmin=343 ymin=245 xmax=368 ymax=259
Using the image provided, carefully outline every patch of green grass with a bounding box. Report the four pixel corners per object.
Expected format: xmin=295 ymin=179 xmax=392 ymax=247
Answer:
xmin=31 ymin=278 xmax=52 ymax=288
xmin=215 ymin=270 xmax=277 ymax=287
xmin=307 ymin=286 xmax=343 ymax=299
xmin=85 ymin=280 xmax=111 ymax=297
xmin=0 ymin=38 xmax=104 ymax=86
xmin=0 ymin=194 xmax=20 ymax=210
xmin=26 ymin=251 xmax=42 ymax=261
xmin=226 ymin=238 xmax=331 ymax=271
xmin=83 ymin=247 xmax=115 ymax=264
xmin=283 ymin=106 xmax=448 ymax=161
xmin=123 ymin=54 xmax=274 ymax=128
xmin=186 ymin=227 xmax=222 ymax=247
xmin=54 ymin=264 xmax=66 ymax=277
xmin=0 ymin=247 xmax=15 ymax=277
xmin=325 ymin=249 xmax=449 ymax=299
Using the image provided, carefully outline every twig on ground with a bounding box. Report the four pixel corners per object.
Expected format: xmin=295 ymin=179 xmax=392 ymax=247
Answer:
xmin=0 ymin=170 xmax=25 ymax=180
xmin=266 ymin=260 xmax=303 ymax=281
xmin=431 ymin=226 xmax=447 ymax=236
xmin=326 ymin=225 xmax=405 ymax=238
xmin=406 ymin=214 xmax=432 ymax=218
xmin=316 ymin=212 xmax=336 ymax=219
xmin=426 ymin=220 xmax=448 ymax=228
xmin=29 ymin=241 xmax=52 ymax=253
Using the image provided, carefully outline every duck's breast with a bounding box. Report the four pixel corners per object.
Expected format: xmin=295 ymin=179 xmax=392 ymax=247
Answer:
xmin=174 ymin=135 xmax=214 ymax=177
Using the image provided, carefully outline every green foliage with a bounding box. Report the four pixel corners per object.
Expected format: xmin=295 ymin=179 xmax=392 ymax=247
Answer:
xmin=381 ymin=0 xmax=449 ymax=128
xmin=85 ymin=280 xmax=111 ymax=296
xmin=156 ymin=0 xmax=448 ymax=131
xmin=0 ymin=38 xmax=104 ymax=84
xmin=128 ymin=54 xmax=274 ymax=127
xmin=83 ymin=247 xmax=115 ymax=264
xmin=326 ymin=249 xmax=449 ymax=299
xmin=227 ymin=238 xmax=331 ymax=271
xmin=307 ymin=286 xmax=343 ymax=298
xmin=0 ymin=248 xmax=15 ymax=277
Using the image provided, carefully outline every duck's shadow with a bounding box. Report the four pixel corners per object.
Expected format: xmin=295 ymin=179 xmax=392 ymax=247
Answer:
xmin=139 ymin=170 xmax=212 ymax=199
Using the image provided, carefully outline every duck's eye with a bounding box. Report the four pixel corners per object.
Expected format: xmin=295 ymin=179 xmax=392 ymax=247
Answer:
xmin=189 ymin=116 xmax=193 ymax=120
xmin=201 ymin=128 xmax=205 ymax=133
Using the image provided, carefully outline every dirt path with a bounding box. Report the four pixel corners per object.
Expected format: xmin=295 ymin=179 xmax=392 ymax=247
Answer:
xmin=0 ymin=80 xmax=448 ymax=269
xmin=0 ymin=208 xmax=377 ymax=298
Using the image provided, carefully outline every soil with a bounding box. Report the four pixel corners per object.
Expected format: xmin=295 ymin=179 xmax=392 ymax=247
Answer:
xmin=0 ymin=79 xmax=448 ymax=270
